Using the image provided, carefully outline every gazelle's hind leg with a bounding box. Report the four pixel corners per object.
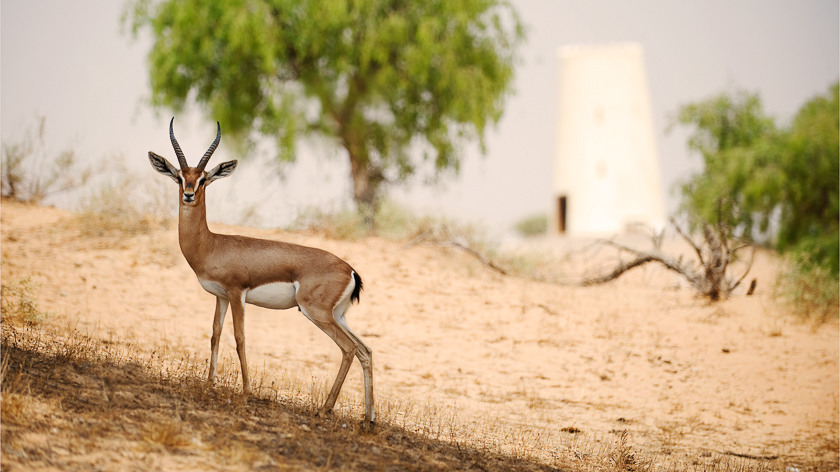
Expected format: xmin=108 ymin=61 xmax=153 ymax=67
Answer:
xmin=334 ymin=307 xmax=375 ymax=425
xmin=300 ymin=304 xmax=357 ymax=416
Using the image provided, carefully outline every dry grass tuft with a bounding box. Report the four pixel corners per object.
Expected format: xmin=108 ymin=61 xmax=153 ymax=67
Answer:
xmin=1 ymin=354 xmax=35 ymax=426
xmin=0 ymin=276 xmax=50 ymax=326
xmin=774 ymin=259 xmax=839 ymax=324
xmin=142 ymin=419 xmax=193 ymax=450
xmin=75 ymin=177 xmax=173 ymax=239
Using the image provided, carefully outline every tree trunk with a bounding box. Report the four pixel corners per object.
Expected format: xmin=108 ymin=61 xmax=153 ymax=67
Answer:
xmin=349 ymin=156 xmax=378 ymax=227
xmin=342 ymin=122 xmax=384 ymax=228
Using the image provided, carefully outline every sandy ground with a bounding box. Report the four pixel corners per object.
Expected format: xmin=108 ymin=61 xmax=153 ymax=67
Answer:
xmin=1 ymin=200 xmax=838 ymax=466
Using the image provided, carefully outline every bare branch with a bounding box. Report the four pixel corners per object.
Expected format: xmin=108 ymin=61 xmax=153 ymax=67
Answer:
xmin=437 ymin=240 xmax=509 ymax=276
xmin=582 ymin=254 xmax=657 ymax=285
xmin=728 ymin=246 xmax=756 ymax=292
xmin=671 ymin=218 xmax=705 ymax=264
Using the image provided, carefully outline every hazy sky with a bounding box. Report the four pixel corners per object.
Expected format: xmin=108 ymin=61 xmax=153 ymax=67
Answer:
xmin=2 ymin=1 xmax=838 ymax=232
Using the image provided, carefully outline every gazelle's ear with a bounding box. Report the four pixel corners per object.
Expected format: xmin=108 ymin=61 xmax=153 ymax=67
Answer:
xmin=149 ymin=152 xmax=180 ymax=183
xmin=206 ymin=160 xmax=237 ymax=184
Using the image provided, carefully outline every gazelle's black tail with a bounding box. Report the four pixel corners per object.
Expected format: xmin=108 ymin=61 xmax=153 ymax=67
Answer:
xmin=351 ymin=271 xmax=363 ymax=304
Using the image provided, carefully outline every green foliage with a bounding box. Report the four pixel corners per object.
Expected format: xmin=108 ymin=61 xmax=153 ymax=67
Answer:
xmin=126 ymin=0 xmax=525 ymax=214
xmin=777 ymin=83 xmax=840 ymax=274
xmin=670 ymin=89 xmax=781 ymax=238
xmin=672 ymin=82 xmax=839 ymax=275
xmin=513 ymin=213 xmax=547 ymax=237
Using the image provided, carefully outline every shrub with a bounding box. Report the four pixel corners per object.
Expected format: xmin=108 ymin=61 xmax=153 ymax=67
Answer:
xmin=774 ymin=255 xmax=839 ymax=322
xmin=0 ymin=277 xmax=50 ymax=326
xmin=1 ymin=116 xmax=91 ymax=203
xmin=514 ymin=214 xmax=547 ymax=237
xmin=75 ymin=167 xmax=173 ymax=238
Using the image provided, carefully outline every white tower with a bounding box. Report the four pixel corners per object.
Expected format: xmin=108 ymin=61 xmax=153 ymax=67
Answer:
xmin=552 ymin=43 xmax=665 ymax=236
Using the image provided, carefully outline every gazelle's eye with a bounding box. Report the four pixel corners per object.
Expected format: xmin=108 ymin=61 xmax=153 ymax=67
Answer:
xmin=177 ymin=176 xmax=184 ymax=187
xmin=196 ymin=176 xmax=205 ymax=187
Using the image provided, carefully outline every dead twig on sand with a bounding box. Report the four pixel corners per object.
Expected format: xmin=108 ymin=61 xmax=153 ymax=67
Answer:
xmin=435 ymin=240 xmax=508 ymax=276
xmin=719 ymin=450 xmax=779 ymax=461
xmin=401 ymin=226 xmax=508 ymax=276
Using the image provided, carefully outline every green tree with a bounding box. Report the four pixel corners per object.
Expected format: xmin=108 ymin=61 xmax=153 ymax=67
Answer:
xmin=670 ymin=89 xmax=783 ymax=239
xmin=672 ymin=82 xmax=839 ymax=274
xmin=777 ymin=82 xmax=839 ymax=273
xmin=127 ymin=0 xmax=524 ymax=222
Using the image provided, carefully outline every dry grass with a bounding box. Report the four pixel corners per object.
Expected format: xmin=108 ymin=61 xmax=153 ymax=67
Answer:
xmin=141 ymin=419 xmax=193 ymax=450
xmin=773 ymin=259 xmax=839 ymax=325
xmin=0 ymin=276 xmax=50 ymax=326
xmin=0 ymin=354 xmax=34 ymax=427
xmin=75 ymin=175 xmax=173 ymax=239
xmin=1 ymin=316 xmax=807 ymax=472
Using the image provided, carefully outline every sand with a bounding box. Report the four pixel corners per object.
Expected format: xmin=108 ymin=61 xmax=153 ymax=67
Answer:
xmin=1 ymin=200 xmax=837 ymax=466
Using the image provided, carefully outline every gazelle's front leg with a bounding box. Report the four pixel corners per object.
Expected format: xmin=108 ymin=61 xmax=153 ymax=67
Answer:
xmin=229 ymin=290 xmax=251 ymax=395
xmin=208 ymin=296 xmax=229 ymax=385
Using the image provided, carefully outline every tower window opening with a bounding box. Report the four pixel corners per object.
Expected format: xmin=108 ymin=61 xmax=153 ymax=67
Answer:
xmin=558 ymin=196 xmax=567 ymax=234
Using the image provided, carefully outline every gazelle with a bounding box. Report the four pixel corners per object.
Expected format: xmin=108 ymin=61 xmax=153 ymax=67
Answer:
xmin=148 ymin=118 xmax=374 ymax=426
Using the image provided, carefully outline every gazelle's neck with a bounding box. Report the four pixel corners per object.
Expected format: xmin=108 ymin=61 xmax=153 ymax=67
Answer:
xmin=178 ymin=198 xmax=214 ymax=266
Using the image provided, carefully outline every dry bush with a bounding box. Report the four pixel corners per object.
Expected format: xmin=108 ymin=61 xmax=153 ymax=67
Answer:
xmin=290 ymin=206 xmax=368 ymax=240
xmin=774 ymin=258 xmax=839 ymax=323
xmin=1 ymin=116 xmax=91 ymax=203
xmin=514 ymin=213 xmax=548 ymax=237
xmin=0 ymin=276 xmax=50 ymax=326
xmin=75 ymin=172 xmax=173 ymax=239
xmin=583 ymin=220 xmax=754 ymax=301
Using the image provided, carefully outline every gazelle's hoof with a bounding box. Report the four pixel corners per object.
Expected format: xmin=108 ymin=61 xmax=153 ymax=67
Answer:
xmin=359 ymin=420 xmax=376 ymax=432
xmin=315 ymin=407 xmax=332 ymax=418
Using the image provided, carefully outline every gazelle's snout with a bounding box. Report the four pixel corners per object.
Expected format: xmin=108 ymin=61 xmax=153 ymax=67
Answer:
xmin=181 ymin=179 xmax=199 ymax=204
xmin=182 ymin=190 xmax=196 ymax=204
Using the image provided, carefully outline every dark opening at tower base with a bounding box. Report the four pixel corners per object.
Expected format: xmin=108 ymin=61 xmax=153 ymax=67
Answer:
xmin=557 ymin=196 xmax=567 ymax=234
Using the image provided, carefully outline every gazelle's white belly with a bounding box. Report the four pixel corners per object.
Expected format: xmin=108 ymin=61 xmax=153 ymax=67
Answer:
xmin=197 ymin=277 xmax=227 ymax=298
xmin=197 ymin=277 xmax=299 ymax=310
xmin=245 ymin=281 xmax=298 ymax=310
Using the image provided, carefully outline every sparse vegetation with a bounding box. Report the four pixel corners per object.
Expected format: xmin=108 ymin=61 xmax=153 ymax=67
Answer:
xmin=292 ymin=201 xmax=568 ymax=283
xmin=1 ymin=276 xmax=50 ymax=326
xmin=75 ymin=176 xmax=173 ymax=238
xmin=774 ymin=256 xmax=840 ymax=323
xmin=1 ymin=116 xmax=91 ymax=203
xmin=515 ymin=213 xmax=548 ymax=237
xmin=0 ymin=322 xmax=563 ymax=471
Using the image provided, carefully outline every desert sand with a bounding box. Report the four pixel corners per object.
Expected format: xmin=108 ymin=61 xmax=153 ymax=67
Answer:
xmin=1 ymin=200 xmax=837 ymax=469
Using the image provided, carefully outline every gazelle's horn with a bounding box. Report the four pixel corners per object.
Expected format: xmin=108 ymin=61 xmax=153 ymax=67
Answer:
xmin=197 ymin=122 xmax=221 ymax=170
xmin=169 ymin=117 xmax=188 ymax=169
